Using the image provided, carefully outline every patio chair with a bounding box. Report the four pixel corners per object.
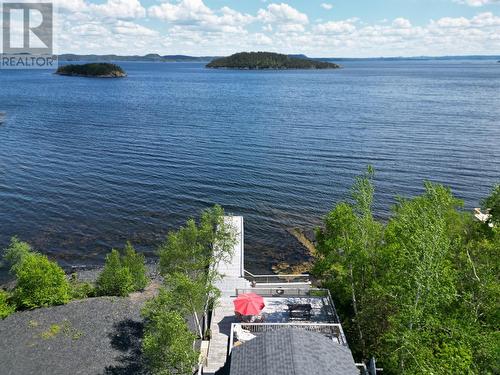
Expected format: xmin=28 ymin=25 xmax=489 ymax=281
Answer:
xmin=234 ymin=325 xmax=256 ymax=342
xmin=252 ymin=314 xmax=265 ymax=323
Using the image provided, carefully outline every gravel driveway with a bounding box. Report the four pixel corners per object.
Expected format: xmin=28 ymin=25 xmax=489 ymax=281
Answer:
xmin=0 ymin=263 xmax=169 ymax=375
xmin=0 ymin=297 xmax=150 ymax=375
xmin=0 ymin=296 xmax=149 ymax=375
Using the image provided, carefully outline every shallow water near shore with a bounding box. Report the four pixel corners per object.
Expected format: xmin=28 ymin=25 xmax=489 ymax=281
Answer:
xmin=0 ymin=60 xmax=499 ymax=282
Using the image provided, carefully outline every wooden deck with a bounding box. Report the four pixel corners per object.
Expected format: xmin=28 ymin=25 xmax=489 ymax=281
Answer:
xmin=204 ymin=216 xmax=250 ymax=374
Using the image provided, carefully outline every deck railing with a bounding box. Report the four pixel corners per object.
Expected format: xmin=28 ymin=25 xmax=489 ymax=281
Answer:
xmin=244 ymin=270 xmax=310 ymax=284
xmin=229 ymin=322 xmax=347 ymax=354
xmin=236 ymin=287 xmax=328 ymax=298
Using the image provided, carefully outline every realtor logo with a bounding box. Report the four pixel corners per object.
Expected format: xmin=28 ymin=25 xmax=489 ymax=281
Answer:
xmin=1 ymin=2 xmax=57 ymax=69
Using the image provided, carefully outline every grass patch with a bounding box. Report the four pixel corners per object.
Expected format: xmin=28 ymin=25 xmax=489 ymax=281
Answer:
xmin=40 ymin=324 xmax=61 ymax=339
xmin=37 ymin=320 xmax=83 ymax=341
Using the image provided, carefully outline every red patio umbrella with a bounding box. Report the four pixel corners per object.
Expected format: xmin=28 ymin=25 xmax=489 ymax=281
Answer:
xmin=233 ymin=293 xmax=265 ymax=316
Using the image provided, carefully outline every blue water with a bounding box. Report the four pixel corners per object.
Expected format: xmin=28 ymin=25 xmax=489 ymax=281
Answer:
xmin=0 ymin=60 xmax=499 ymax=278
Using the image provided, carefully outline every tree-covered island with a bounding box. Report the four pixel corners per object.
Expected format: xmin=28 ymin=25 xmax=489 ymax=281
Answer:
xmin=206 ymin=52 xmax=341 ymax=70
xmin=55 ymin=63 xmax=126 ymax=78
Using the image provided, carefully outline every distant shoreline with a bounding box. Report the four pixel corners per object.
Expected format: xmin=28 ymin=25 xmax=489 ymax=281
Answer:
xmin=56 ymin=53 xmax=500 ymax=63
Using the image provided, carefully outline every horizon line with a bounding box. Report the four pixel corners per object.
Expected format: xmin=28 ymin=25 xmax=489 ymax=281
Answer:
xmin=55 ymin=52 xmax=500 ymax=59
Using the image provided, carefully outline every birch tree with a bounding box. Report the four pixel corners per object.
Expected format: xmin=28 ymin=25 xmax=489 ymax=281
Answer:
xmin=157 ymin=205 xmax=236 ymax=338
xmin=379 ymin=182 xmax=464 ymax=373
xmin=313 ymin=167 xmax=382 ymax=358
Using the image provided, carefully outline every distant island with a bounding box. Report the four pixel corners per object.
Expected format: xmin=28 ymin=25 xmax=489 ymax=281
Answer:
xmin=206 ymin=52 xmax=341 ymax=70
xmin=58 ymin=54 xmax=217 ymax=62
xmin=56 ymin=63 xmax=126 ymax=78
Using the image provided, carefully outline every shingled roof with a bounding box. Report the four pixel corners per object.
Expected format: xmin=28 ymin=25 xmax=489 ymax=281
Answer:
xmin=228 ymin=328 xmax=359 ymax=375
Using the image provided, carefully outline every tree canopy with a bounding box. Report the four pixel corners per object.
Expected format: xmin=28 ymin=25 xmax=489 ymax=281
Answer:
xmin=142 ymin=205 xmax=237 ymax=375
xmin=312 ymin=169 xmax=499 ymax=374
xmin=56 ymin=63 xmax=126 ymax=77
xmin=482 ymin=184 xmax=500 ymax=226
xmin=207 ymin=52 xmax=341 ymax=70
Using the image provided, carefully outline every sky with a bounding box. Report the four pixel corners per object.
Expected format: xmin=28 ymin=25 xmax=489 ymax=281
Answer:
xmin=2 ymin=0 xmax=500 ymax=57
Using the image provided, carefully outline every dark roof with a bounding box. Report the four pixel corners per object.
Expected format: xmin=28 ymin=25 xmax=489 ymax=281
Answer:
xmin=229 ymin=328 xmax=359 ymax=375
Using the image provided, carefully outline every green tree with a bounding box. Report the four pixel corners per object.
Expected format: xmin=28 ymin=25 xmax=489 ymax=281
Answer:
xmin=96 ymin=243 xmax=148 ymax=296
xmin=454 ymin=216 xmax=500 ymax=374
xmin=96 ymin=249 xmax=134 ymax=297
xmin=312 ymin=172 xmax=500 ymax=374
xmin=142 ymin=287 xmax=176 ymax=320
xmin=377 ymin=182 xmax=466 ymax=373
xmin=158 ymin=205 xmax=236 ymax=337
xmin=159 ymin=218 xmax=205 ymax=277
xmin=122 ymin=241 xmax=148 ymax=291
xmin=158 ymin=205 xmax=236 ymax=278
xmin=142 ymin=296 xmax=198 ymax=375
xmin=313 ymin=167 xmax=382 ymax=357
xmin=142 ymin=205 xmax=236 ymax=374
xmin=165 ymin=272 xmax=220 ymax=338
xmin=482 ymin=184 xmax=500 ymax=226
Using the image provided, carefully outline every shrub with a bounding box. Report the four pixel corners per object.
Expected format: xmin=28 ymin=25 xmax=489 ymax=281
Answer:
xmin=96 ymin=249 xmax=134 ymax=297
xmin=96 ymin=244 xmax=148 ymax=297
xmin=69 ymin=274 xmax=96 ymax=299
xmin=3 ymin=237 xmax=71 ymax=310
xmin=12 ymin=252 xmax=71 ymax=309
xmin=122 ymin=242 xmax=148 ymax=291
xmin=0 ymin=290 xmax=15 ymax=319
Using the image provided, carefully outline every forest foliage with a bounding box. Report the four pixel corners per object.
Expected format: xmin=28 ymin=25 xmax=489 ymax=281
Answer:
xmin=56 ymin=63 xmax=126 ymax=77
xmin=142 ymin=205 xmax=237 ymax=375
xmin=313 ymin=168 xmax=499 ymax=374
xmin=207 ymin=52 xmax=341 ymax=70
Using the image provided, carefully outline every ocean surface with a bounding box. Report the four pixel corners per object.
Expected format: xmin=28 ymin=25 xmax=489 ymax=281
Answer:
xmin=0 ymin=60 xmax=499 ymax=280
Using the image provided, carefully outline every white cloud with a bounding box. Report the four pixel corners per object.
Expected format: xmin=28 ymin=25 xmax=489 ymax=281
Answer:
xmin=314 ymin=20 xmax=357 ymax=34
xmin=471 ymin=11 xmax=500 ymax=25
xmin=320 ymin=3 xmax=333 ymax=10
xmin=252 ymin=33 xmax=273 ymax=45
xmin=433 ymin=16 xmax=471 ymax=27
xmin=113 ymin=20 xmax=158 ymax=36
xmin=257 ymin=3 xmax=309 ymax=25
xmin=279 ymin=23 xmax=305 ymax=32
xmin=89 ymin=0 xmax=146 ymax=19
xmin=454 ymin=0 xmax=500 ymax=7
xmin=148 ymin=0 xmax=252 ymax=32
xmin=69 ymin=23 xmax=109 ymax=36
xmin=392 ymin=17 xmax=412 ymax=28
xmin=148 ymin=0 xmax=212 ymax=22
xmin=57 ymin=0 xmax=89 ymax=12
